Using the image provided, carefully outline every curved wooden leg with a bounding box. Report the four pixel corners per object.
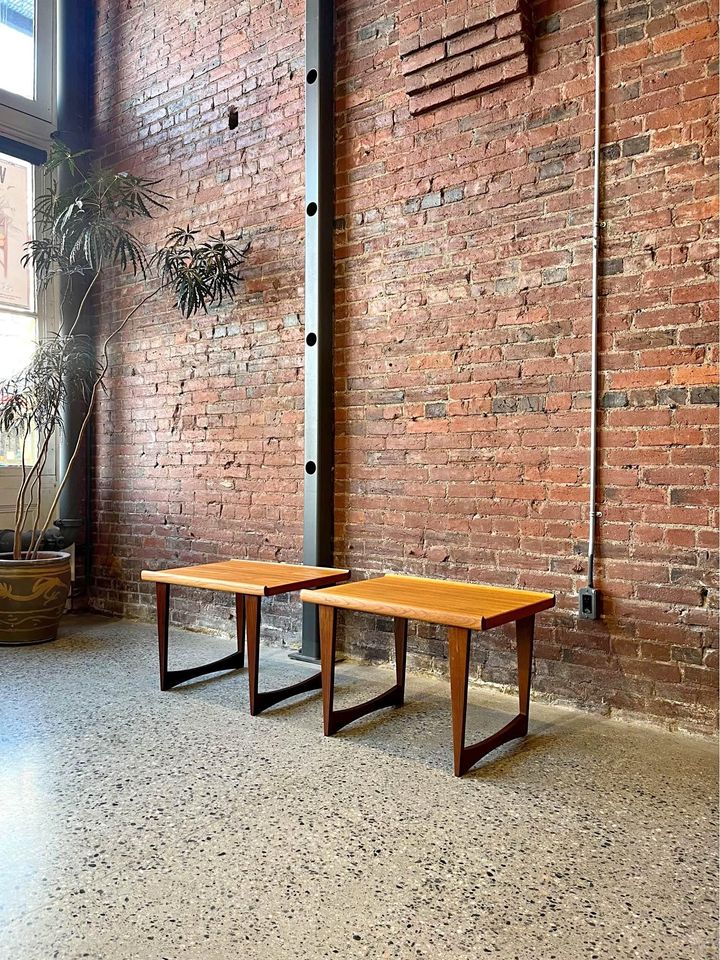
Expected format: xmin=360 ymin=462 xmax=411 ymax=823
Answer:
xmin=322 ymin=610 xmax=407 ymax=736
xmin=448 ymin=616 xmax=535 ymax=776
xmin=246 ymin=594 xmax=322 ymax=716
xmin=156 ymin=581 xmax=245 ymax=691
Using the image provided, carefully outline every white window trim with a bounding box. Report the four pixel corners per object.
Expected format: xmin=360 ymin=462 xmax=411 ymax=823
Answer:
xmin=0 ymin=0 xmax=57 ymax=152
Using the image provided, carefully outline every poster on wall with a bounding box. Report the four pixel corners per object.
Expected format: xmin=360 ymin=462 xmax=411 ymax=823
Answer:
xmin=0 ymin=155 xmax=31 ymax=311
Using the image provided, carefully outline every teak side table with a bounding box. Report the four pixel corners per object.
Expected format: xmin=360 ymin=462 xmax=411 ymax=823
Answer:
xmin=301 ymin=574 xmax=555 ymax=776
xmin=141 ymin=560 xmax=350 ymax=715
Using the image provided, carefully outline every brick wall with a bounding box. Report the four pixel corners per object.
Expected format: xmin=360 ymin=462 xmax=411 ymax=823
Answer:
xmin=91 ymin=0 xmax=719 ymax=731
xmin=92 ymin=0 xmax=308 ymax=638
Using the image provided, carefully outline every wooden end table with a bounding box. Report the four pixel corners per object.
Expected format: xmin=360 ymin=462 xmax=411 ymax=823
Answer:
xmin=300 ymin=574 xmax=555 ymax=775
xmin=141 ymin=560 xmax=350 ymax=715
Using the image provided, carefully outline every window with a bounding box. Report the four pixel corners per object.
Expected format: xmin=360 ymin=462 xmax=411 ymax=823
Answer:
xmin=0 ymin=3 xmax=57 ymax=525
xmin=0 ymin=1 xmax=35 ymax=100
xmin=0 ymin=149 xmax=57 ymax=527
xmin=0 ymin=1 xmax=56 ymax=151
xmin=0 ymin=150 xmax=37 ymax=466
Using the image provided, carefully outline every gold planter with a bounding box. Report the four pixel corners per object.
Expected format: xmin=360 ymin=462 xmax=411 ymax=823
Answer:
xmin=0 ymin=552 xmax=71 ymax=645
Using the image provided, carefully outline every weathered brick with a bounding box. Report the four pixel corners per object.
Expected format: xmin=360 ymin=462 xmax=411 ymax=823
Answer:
xmin=622 ymin=134 xmax=652 ymax=156
xmin=542 ymin=266 xmax=567 ymax=284
xmin=601 ymin=258 xmax=624 ymax=276
xmin=601 ymin=392 xmax=629 ymax=409
xmin=618 ymin=24 xmax=646 ymax=45
xmin=402 ymin=0 xmax=530 ymax=113
xmin=420 ymin=191 xmax=443 ymax=209
xmin=690 ymin=386 xmax=719 ymax=404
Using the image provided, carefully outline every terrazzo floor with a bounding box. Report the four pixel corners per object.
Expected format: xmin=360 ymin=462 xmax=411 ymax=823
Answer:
xmin=0 ymin=614 xmax=717 ymax=960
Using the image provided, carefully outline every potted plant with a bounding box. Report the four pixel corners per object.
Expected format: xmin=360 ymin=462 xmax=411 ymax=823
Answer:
xmin=0 ymin=142 xmax=246 ymax=644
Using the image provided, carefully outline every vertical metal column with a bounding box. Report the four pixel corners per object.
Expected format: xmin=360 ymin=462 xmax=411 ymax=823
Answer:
xmin=295 ymin=0 xmax=335 ymax=660
xmin=57 ymin=0 xmax=96 ymax=598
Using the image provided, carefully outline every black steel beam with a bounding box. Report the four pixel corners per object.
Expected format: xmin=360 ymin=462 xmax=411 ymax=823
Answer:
xmin=57 ymin=0 xmax=96 ymax=597
xmin=295 ymin=0 xmax=335 ymax=661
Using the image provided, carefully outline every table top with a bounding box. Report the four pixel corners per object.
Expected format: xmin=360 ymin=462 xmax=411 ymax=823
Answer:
xmin=300 ymin=574 xmax=555 ymax=630
xmin=141 ymin=560 xmax=350 ymax=597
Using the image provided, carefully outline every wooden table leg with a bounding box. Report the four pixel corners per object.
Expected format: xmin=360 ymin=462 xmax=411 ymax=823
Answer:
xmin=235 ymin=593 xmax=245 ymax=667
xmin=157 ymin=582 xmax=170 ymax=691
xmin=320 ymin=605 xmax=338 ymax=734
xmin=516 ymin=614 xmax=534 ymax=736
xmin=321 ymin=609 xmax=408 ymax=736
xmin=448 ymin=615 xmax=535 ymax=776
xmin=394 ymin=616 xmax=408 ymax=706
xmin=448 ymin=625 xmax=471 ymax=776
xmin=156 ymin=582 xmax=245 ymax=691
xmin=245 ymin=594 xmax=322 ymax=716
xmin=246 ymin=594 xmax=261 ymax=713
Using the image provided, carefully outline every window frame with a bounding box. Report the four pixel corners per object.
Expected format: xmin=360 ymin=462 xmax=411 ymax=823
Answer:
xmin=0 ymin=0 xmax=57 ymax=152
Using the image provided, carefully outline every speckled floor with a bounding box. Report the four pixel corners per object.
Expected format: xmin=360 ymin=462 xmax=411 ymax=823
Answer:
xmin=0 ymin=614 xmax=717 ymax=960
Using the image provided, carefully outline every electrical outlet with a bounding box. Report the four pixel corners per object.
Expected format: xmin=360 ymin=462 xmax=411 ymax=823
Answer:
xmin=579 ymin=587 xmax=601 ymax=620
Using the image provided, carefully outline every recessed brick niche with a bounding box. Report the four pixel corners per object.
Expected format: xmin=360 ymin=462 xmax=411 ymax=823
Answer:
xmin=399 ymin=0 xmax=533 ymax=114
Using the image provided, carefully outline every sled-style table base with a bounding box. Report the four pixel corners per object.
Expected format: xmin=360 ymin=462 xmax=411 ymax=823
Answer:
xmin=301 ymin=575 xmax=555 ymax=776
xmin=141 ymin=560 xmax=350 ymax=715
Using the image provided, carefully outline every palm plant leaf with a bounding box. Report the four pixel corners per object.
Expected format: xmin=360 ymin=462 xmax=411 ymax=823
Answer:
xmin=151 ymin=227 xmax=247 ymax=318
xmin=8 ymin=140 xmax=248 ymax=558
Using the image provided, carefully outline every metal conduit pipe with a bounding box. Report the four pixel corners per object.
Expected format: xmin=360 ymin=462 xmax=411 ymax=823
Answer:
xmin=579 ymin=0 xmax=603 ymax=621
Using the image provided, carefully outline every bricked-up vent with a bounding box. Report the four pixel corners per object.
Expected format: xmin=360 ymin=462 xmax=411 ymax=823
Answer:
xmin=399 ymin=0 xmax=533 ymax=114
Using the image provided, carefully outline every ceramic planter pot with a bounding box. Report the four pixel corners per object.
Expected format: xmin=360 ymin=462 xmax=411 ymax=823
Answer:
xmin=0 ymin=551 xmax=71 ymax=645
